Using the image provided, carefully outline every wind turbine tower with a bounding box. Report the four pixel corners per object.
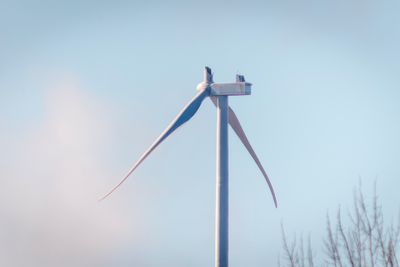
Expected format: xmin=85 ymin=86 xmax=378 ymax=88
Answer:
xmin=102 ymin=67 xmax=277 ymax=267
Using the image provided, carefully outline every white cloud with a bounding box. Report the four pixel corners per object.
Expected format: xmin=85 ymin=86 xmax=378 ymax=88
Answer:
xmin=0 ymin=79 xmax=136 ymax=267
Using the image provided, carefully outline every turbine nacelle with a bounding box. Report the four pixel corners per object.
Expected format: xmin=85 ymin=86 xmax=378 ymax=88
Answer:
xmin=196 ymin=67 xmax=252 ymax=96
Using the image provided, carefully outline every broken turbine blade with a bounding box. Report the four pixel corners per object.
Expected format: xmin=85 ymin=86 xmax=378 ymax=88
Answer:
xmin=100 ymin=88 xmax=210 ymax=201
xmin=210 ymin=97 xmax=278 ymax=207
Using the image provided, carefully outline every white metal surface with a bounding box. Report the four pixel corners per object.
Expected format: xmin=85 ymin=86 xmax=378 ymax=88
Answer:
xmin=210 ymin=82 xmax=251 ymax=96
xmin=215 ymin=95 xmax=229 ymax=267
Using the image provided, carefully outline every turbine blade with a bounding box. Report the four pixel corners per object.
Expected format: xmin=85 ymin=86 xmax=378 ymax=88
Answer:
xmin=100 ymin=89 xmax=210 ymax=201
xmin=210 ymin=97 xmax=278 ymax=207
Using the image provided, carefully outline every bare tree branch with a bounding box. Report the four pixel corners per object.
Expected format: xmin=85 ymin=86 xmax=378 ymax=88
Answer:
xmin=279 ymin=181 xmax=399 ymax=267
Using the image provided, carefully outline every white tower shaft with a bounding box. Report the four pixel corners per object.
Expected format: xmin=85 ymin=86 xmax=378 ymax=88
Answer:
xmin=215 ymin=95 xmax=229 ymax=267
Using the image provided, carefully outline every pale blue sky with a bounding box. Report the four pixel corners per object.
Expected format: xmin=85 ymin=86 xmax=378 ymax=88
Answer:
xmin=1 ymin=1 xmax=400 ymax=266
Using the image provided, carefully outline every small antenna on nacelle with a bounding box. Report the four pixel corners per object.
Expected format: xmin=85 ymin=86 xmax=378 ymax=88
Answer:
xmin=236 ymin=74 xmax=245 ymax=82
xmin=204 ymin=66 xmax=213 ymax=83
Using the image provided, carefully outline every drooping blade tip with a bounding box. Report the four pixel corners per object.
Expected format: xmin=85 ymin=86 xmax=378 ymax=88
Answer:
xmin=100 ymin=88 xmax=210 ymax=201
xmin=210 ymin=99 xmax=278 ymax=208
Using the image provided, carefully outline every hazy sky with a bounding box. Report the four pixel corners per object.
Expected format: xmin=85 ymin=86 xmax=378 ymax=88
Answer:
xmin=1 ymin=0 xmax=400 ymax=266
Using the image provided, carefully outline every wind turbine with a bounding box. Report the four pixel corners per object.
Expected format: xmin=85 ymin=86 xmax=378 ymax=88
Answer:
xmin=101 ymin=67 xmax=277 ymax=267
